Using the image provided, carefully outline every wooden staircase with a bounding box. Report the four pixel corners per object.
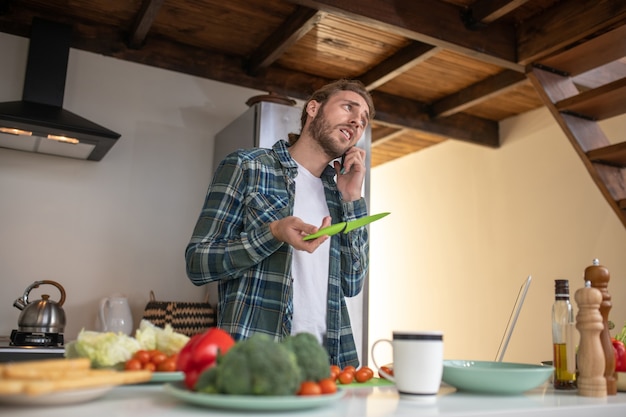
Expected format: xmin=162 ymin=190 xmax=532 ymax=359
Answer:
xmin=527 ymin=24 xmax=626 ymax=228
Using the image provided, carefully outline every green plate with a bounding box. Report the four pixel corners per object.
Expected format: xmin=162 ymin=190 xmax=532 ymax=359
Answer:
xmin=303 ymin=212 xmax=390 ymax=241
xmin=442 ymin=360 xmax=553 ymax=395
xmin=149 ymin=371 xmax=185 ymax=383
xmin=164 ymin=382 xmax=346 ymax=411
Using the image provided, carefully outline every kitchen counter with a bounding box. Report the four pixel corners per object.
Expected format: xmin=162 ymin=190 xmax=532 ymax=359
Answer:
xmin=4 ymin=382 xmax=626 ymax=416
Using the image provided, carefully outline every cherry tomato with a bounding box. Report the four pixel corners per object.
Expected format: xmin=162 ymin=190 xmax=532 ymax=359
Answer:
xmin=338 ymin=371 xmax=354 ymax=384
xmin=342 ymin=365 xmax=356 ymax=375
xmin=157 ymin=357 xmax=178 ymax=372
xmin=355 ymin=367 xmax=374 ymax=383
xmin=329 ymin=365 xmax=341 ymax=380
xmin=318 ymin=378 xmax=338 ymax=394
xmin=143 ymin=362 xmax=156 ymax=372
xmin=361 ymin=366 xmax=374 ymax=378
xmin=379 ymin=365 xmax=394 ymax=380
xmin=133 ymin=350 xmax=151 ymax=365
xmin=297 ymin=381 xmax=322 ymax=396
xmin=124 ymin=358 xmax=142 ymax=371
xmin=150 ymin=351 xmax=168 ymax=365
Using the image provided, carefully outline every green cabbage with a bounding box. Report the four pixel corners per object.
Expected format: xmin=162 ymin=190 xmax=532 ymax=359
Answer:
xmin=135 ymin=320 xmax=189 ymax=356
xmin=65 ymin=330 xmax=141 ymax=368
xmin=65 ymin=320 xmax=190 ymax=367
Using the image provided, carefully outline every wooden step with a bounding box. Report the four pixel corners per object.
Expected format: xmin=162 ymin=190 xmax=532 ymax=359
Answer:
xmin=538 ymin=25 xmax=626 ymax=76
xmin=555 ymin=77 xmax=626 ymax=120
xmin=587 ymin=142 xmax=626 ymax=167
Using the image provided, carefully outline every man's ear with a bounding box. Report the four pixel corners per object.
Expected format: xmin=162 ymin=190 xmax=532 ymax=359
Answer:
xmin=307 ymin=100 xmax=319 ymax=117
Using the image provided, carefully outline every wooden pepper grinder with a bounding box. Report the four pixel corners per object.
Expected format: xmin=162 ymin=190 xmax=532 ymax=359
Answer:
xmin=584 ymin=258 xmax=616 ymax=395
xmin=575 ymin=280 xmax=607 ymax=397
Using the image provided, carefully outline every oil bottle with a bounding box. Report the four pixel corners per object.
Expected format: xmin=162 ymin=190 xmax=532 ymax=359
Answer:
xmin=552 ymin=279 xmax=577 ymax=389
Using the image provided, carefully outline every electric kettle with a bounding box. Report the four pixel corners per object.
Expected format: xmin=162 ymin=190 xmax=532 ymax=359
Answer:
xmin=13 ymin=280 xmax=67 ymax=333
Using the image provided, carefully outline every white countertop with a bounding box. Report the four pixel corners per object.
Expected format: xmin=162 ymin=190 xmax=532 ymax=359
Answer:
xmin=4 ymin=382 xmax=626 ymax=417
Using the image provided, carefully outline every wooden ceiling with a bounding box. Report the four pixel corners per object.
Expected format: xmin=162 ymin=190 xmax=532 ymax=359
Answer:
xmin=0 ymin=0 xmax=624 ymax=167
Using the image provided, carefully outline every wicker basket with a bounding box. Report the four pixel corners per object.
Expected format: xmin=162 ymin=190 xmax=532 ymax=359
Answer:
xmin=142 ymin=290 xmax=215 ymax=337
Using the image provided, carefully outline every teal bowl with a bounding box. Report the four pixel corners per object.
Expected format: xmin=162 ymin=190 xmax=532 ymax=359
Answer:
xmin=442 ymin=360 xmax=554 ymax=395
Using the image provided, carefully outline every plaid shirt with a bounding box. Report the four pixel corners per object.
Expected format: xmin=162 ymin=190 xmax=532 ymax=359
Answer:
xmin=185 ymin=140 xmax=369 ymax=367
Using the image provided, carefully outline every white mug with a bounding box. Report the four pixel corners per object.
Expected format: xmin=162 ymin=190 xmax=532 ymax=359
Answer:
xmin=372 ymin=331 xmax=444 ymax=397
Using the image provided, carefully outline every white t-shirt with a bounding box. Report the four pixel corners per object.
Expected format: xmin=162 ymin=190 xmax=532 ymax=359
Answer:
xmin=291 ymin=162 xmax=330 ymax=343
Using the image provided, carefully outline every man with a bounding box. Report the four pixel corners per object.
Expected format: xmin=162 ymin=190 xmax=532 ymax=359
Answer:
xmin=185 ymin=79 xmax=374 ymax=367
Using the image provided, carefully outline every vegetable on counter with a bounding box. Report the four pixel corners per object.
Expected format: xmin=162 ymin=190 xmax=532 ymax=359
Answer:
xmin=64 ymin=320 xmax=190 ymax=369
xmin=193 ymin=331 xmax=334 ymax=395
xmin=134 ymin=320 xmax=190 ymax=356
xmin=282 ymin=332 xmax=330 ymax=382
xmin=613 ymin=321 xmax=626 ymax=372
xmin=176 ymin=327 xmax=235 ymax=390
xmin=191 ymin=330 xmax=374 ymax=396
xmin=194 ymin=333 xmax=302 ymax=395
xmin=65 ymin=330 xmax=142 ymax=368
xmin=613 ymin=339 xmax=626 ymax=372
xmin=124 ymin=349 xmax=178 ymax=372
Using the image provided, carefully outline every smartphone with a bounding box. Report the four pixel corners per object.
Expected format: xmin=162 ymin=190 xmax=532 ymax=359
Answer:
xmin=340 ymin=147 xmax=353 ymax=174
xmin=340 ymin=153 xmax=347 ymax=174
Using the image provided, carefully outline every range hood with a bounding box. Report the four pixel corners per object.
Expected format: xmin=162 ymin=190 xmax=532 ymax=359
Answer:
xmin=0 ymin=18 xmax=120 ymax=161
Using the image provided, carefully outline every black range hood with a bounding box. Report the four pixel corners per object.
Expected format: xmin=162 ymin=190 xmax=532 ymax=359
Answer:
xmin=0 ymin=18 xmax=121 ymax=161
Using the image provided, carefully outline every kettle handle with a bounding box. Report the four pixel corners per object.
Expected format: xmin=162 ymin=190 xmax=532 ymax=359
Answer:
xmin=22 ymin=280 xmax=66 ymax=306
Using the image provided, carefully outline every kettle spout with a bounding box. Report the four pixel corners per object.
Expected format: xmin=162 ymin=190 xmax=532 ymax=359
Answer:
xmin=13 ymin=297 xmax=27 ymax=310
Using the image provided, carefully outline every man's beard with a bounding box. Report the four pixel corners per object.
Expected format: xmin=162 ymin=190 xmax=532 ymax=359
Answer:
xmin=307 ymin=106 xmax=344 ymax=159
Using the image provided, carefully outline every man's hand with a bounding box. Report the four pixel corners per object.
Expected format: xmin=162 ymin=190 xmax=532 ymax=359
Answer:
xmin=334 ymin=146 xmax=366 ymax=202
xmin=269 ymin=216 xmax=332 ymax=253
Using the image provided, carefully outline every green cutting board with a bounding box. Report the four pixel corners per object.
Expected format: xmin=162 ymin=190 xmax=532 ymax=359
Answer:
xmin=339 ymin=377 xmax=394 ymax=389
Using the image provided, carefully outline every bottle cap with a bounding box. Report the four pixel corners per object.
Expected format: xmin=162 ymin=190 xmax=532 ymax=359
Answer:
xmin=555 ymin=279 xmax=569 ymax=299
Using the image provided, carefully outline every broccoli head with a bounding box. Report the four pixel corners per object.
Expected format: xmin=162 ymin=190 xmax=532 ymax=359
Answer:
xmin=196 ymin=333 xmax=302 ymax=395
xmin=282 ymin=332 xmax=330 ymax=382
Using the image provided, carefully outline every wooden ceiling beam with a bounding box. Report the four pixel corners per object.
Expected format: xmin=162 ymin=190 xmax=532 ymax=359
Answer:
xmin=517 ymin=0 xmax=626 ymax=65
xmin=432 ymin=70 xmax=527 ymax=117
xmin=371 ymin=125 xmax=401 ymax=143
xmin=371 ymin=127 xmax=410 ymax=148
xmin=360 ymin=42 xmax=440 ymax=91
xmin=0 ymin=2 xmax=501 ymax=150
xmin=127 ymin=0 xmax=165 ymax=49
xmin=245 ymin=6 xmax=323 ymax=76
xmin=461 ymin=0 xmax=530 ymax=27
xmin=41 ymin=22 xmax=496 ymax=147
xmin=371 ymin=91 xmax=499 ymax=148
xmin=288 ymin=0 xmax=522 ymax=71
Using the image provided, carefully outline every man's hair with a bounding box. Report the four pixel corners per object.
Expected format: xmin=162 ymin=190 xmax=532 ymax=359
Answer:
xmin=288 ymin=79 xmax=374 ymax=145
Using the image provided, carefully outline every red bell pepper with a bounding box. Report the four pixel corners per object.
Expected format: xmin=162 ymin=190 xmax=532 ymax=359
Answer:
xmin=612 ymin=338 xmax=626 ymax=372
xmin=176 ymin=327 xmax=235 ymax=390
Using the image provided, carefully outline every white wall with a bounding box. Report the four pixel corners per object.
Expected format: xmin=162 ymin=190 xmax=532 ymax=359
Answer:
xmin=0 ymin=33 xmax=262 ymax=338
xmin=2 ymin=31 xmax=625 ymax=369
xmin=368 ymin=108 xmax=626 ymax=366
